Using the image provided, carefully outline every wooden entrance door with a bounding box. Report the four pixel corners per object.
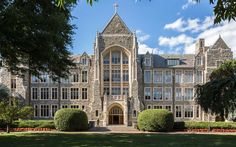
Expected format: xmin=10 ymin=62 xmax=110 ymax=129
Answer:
xmin=108 ymin=106 xmax=124 ymax=125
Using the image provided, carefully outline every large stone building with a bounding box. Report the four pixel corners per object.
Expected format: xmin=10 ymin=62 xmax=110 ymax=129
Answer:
xmin=0 ymin=12 xmax=233 ymax=126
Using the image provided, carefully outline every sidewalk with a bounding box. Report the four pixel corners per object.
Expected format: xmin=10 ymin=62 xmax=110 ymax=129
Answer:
xmin=87 ymin=126 xmax=236 ymax=135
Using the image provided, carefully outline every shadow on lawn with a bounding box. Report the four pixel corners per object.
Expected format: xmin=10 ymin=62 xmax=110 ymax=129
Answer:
xmin=1 ymin=133 xmax=236 ymax=147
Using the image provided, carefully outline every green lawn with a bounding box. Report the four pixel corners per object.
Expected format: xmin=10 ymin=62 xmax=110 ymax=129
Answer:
xmin=0 ymin=132 xmax=236 ymax=147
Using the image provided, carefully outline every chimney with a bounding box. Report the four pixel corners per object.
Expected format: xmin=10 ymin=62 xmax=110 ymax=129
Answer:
xmin=195 ymin=38 xmax=205 ymax=54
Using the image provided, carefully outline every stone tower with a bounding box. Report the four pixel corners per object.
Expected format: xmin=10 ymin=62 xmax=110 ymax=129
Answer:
xmin=93 ymin=12 xmax=142 ymax=126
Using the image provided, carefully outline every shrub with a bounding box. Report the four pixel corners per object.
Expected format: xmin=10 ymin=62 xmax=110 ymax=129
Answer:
xmin=13 ymin=120 xmax=55 ymax=129
xmin=54 ymin=109 xmax=88 ymax=131
xmin=174 ymin=121 xmax=236 ymax=130
xmin=138 ymin=109 xmax=174 ymax=132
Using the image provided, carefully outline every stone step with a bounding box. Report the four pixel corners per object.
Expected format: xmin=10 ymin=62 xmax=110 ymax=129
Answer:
xmin=89 ymin=125 xmax=137 ymax=132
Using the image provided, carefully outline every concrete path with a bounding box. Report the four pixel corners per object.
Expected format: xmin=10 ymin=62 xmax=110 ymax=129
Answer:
xmin=88 ymin=126 xmax=236 ymax=135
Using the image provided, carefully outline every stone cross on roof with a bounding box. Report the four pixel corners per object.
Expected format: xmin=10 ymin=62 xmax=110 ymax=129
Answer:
xmin=114 ymin=3 xmax=119 ymax=13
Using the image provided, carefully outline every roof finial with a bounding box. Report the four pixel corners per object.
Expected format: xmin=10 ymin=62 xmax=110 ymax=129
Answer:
xmin=219 ymin=34 xmax=221 ymax=38
xmin=114 ymin=3 xmax=119 ymax=13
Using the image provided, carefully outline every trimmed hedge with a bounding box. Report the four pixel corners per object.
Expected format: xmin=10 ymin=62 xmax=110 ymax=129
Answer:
xmin=54 ymin=108 xmax=88 ymax=131
xmin=174 ymin=121 xmax=236 ymax=130
xmin=15 ymin=120 xmax=55 ymax=129
xmin=138 ymin=109 xmax=174 ymax=132
xmin=0 ymin=120 xmax=55 ymax=129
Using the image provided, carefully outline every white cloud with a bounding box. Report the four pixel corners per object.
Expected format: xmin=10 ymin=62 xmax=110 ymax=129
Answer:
xmin=184 ymin=20 xmax=236 ymax=56
xmin=164 ymin=18 xmax=186 ymax=32
xmin=136 ymin=30 xmax=150 ymax=42
xmin=182 ymin=0 xmax=197 ymax=10
xmin=138 ymin=42 xmax=163 ymax=54
xmin=136 ymin=30 xmax=160 ymax=54
xmin=164 ymin=16 xmax=214 ymax=33
xmin=159 ymin=34 xmax=194 ymax=48
xmin=139 ymin=34 xmax=150 ymax=42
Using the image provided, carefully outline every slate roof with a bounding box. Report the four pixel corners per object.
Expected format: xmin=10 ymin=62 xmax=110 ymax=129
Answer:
xmin=139 ymin=54 xmax=195 ymax=68
xmin=71 ymin=52 xmax=93 ymax=63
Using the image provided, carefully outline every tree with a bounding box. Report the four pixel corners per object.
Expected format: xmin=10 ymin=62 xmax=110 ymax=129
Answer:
xmin=56 ymin=0 xmax=236 ymax=24
xmin=195 ymin=60 xmax=236 ymax=121
xmin=0 ymin=97 xmax=33 ymax=133
xmin=0 ymin=0 xmax=75 ymax=80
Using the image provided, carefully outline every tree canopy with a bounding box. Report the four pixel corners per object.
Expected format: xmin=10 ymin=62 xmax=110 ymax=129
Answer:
xmin=0 ymin=0 xmax=75 ymax=80
xmin=195 ymin=60 xmax=236 ymax=120
xmin=56 ymin=0 xmax=236 ymax=24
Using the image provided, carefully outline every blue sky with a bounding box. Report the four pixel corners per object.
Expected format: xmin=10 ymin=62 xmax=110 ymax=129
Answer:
xmin=70 ymin=0 xmax=236 ymax=56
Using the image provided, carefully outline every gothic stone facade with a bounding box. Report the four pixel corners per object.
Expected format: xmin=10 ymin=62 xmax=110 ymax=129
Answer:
xmin=0 ymin=13 xmax=233 ymax=126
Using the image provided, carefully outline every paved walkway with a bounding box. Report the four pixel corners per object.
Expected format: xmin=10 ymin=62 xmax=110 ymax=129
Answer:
xmin=2 ymin=126 xmax=236 ymax=135
xmin=87 ymin=126 xmax=236 ymax=135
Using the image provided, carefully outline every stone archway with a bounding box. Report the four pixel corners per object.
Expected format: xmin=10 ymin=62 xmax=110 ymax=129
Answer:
xmin=108 ymin=106 xmax=124 ymax=125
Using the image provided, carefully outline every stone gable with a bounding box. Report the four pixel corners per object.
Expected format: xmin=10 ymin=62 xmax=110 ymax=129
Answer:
xmin=102 ymin=13 xmax=131 ymax=34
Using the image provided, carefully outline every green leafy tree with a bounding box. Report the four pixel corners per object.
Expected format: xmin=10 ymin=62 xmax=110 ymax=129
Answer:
xmin=56 ymin=0 xmax=236 ymax=24
xmin=0 ymin=0 xmax=75 ymax=80
xmin=197 ymin=0 xmax=236 ymax=24
xmin=0 ymin=97 xmax=33 ymax=133
xmin=195 ymin=60 xmax=236 ymax=121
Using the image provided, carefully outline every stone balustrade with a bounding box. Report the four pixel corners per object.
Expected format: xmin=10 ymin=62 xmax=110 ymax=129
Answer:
xmin=104 ymin=95 xmax=127 ymax=101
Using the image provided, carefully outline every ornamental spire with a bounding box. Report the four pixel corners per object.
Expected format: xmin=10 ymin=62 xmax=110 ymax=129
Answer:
xmin=114 ymin=3 xmax=119 ymax=13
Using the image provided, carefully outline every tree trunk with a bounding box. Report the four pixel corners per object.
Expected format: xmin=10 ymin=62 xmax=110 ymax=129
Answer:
xmin=6 ymin=124 xmax=10 ymax=133
xmin=220 ymin=111 xmax=225 ymax=121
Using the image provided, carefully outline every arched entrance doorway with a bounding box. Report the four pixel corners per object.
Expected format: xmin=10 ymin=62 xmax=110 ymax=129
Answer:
xmin=108 ymin=106 xmax=124 ymax=125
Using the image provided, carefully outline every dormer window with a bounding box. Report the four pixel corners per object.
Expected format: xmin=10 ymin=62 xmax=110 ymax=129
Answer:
xmin=82 ymin=58 xmax=87 ymax=65
xmin=196 ymin=57 xmax=202 ymax=66
xmin=167 ymin=59 xmax=179 ymax=66
xmin=145 ymin=58 xmax=151 ymax=66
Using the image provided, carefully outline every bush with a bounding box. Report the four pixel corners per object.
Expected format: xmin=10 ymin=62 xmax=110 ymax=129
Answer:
xmin=138 ymin=109 xmax=174 ymax=132
xmin=13 ymin=120 xmax=55 ymax=129
xmin=0 ymin=120 xmax=55 ymax=129
xmin=174 ymin=121 xmax=236 ymax=130
xmin=54 ymin=109 xmax=88 ymax=131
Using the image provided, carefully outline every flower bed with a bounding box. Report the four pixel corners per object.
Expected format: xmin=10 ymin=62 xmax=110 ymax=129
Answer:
xmin=11 ymin=128 xmax=52 ymax=132
xmin=174 ymin=121 xmax=236 ymax=133
xmin=0 ymin=120 xmax=55 ymax=132
xmin=185 ymin=128 xmax=236 ymax=132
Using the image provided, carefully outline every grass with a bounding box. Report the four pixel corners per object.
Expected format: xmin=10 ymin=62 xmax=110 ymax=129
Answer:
xmin=0 ymin=132 xmax=236 ymax=147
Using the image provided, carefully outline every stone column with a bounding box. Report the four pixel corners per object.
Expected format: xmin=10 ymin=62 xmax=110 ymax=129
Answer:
xmin=103 ymin=95 xmax=108 ymax=126
xmin=124 ymin=97 xmax=128 ymax=126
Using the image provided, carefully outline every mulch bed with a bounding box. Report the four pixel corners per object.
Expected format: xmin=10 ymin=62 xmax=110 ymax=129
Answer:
xmin=0 ymin=128 xmax=52 ymax=132
xmin=185 ymin=129 xmax=236 ymax=133
xmin=1 ymin=128 xmax=236 ymax=133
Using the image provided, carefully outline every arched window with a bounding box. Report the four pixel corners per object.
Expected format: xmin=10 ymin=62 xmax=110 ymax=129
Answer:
xmin=104 ymin=54 xmax=109 ymax=64
xmin=112 ymin=51 xmax=120 ymax=64
xmin=123 ymin=53 xmax=128 ymax=64
xmin=109 ymin=106 xmax=123 ymax=115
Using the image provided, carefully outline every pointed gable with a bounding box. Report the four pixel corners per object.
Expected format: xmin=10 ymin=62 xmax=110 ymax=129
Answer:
xmin=211 ymin=36 xmax=230 ymax=49
xmin=81 ymin=52 xmax=89 ymax=57
xmin=102 ymin=13 xmax=131 ymax=34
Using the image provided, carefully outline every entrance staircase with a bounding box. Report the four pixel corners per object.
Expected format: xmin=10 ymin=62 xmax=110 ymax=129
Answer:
xmin=89 ymin=125 xmax=138 ymax=133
